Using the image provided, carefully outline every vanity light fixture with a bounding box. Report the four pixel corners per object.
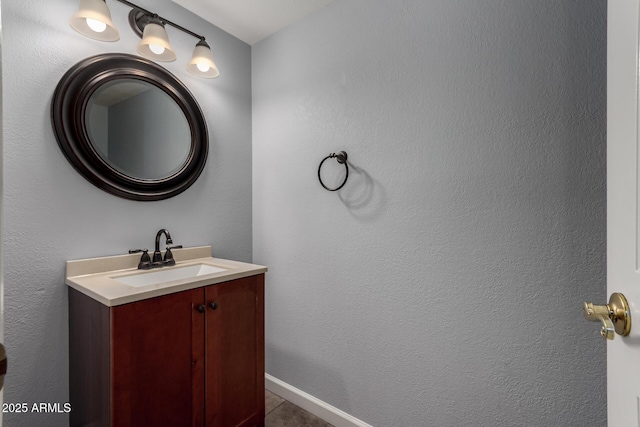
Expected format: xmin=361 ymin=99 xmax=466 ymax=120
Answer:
xmin=69 ymin=0 xmax=220 ymax=78
xmin=70 ymin=0 xmax=120 ymax=41
xmin=136 ymin=15 xmax=176 ymax=62
xmin=187 ymin=40 xmax=219 ymax=78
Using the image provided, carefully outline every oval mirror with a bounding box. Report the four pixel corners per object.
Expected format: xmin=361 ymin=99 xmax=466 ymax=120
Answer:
xmin=51 ymin=53 xmax=208 ymax=201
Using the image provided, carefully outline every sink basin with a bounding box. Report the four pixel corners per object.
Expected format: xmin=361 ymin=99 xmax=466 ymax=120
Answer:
xmin=113 ymin=263 xmax=227 ymax=288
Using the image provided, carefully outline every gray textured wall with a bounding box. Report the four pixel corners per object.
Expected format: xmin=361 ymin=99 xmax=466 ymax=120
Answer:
xmin=252 ymin=1 xmax=607 ymax=426
xmin=2 ymin=0 xmax=252 ymax=425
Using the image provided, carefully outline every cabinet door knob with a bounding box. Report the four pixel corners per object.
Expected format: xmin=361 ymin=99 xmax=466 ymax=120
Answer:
xmin=196 ymin=304 xmax=206 ymax=313
xmin=209 ymin=302 xmax=218 ymax=310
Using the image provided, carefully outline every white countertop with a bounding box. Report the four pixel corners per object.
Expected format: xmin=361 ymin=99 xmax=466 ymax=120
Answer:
xmin=66 ymin=246 xmax=267 ymax=307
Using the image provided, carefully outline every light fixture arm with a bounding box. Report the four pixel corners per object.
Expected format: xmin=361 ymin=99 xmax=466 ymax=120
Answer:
xmin=112 ymin=0 xmax=206 ymax=42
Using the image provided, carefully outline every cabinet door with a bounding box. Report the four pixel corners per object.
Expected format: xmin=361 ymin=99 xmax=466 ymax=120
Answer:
xmin=205 ymin=275 xmax=265 ymax=427
xmin=111 ymin=287 xmax=206 ymax=427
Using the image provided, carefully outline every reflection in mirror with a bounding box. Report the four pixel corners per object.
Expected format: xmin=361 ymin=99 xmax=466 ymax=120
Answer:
xmin=86 ymin=79 xmax=191 ymax=180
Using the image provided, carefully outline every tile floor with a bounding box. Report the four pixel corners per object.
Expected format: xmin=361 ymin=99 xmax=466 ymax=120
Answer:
xmin=265 ymin=390 xmax=334 ymax=427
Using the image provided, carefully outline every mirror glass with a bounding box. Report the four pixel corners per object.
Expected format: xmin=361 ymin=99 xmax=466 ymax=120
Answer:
xmin=85 ymin=79 xmax=191 ymax=180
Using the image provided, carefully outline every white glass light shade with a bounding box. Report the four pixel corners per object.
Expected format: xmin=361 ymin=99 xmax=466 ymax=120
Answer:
xmin=137 ymin=20 xmax=176 ymax=62
xmin=70 ymin=0 xmax=119 ymax=41
xmin=187 ymin=41 xmax=219 ymax=78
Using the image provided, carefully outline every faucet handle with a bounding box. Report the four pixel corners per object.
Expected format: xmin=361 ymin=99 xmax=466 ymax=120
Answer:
xmin=129 ymin=249 xmax=152 ymax=270
xmin=163 ymin=245 xmax=183 ymax=266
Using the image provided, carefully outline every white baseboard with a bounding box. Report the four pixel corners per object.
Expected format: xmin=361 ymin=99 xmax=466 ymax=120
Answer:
xmin=265 ymin=374 xmax=373 ymax=427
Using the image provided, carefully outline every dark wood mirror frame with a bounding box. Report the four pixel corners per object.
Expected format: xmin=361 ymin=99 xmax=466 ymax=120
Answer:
xmin=51 ymin=53 xmax=208 ymax=201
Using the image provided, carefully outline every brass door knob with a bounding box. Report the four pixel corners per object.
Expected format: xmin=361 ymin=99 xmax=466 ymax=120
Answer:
xmin=583 ymin=292 xmax=631 ymax=340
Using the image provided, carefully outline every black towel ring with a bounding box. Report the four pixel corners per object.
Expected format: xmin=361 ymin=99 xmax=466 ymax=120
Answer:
xmin=318 ymin=151 xmax=349 ymax=191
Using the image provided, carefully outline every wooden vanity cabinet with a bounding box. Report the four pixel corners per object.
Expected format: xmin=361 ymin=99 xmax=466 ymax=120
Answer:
xmin=69 ymin=274 xmax=265 ymax=427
